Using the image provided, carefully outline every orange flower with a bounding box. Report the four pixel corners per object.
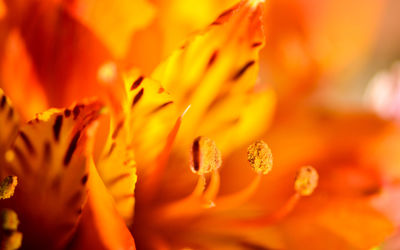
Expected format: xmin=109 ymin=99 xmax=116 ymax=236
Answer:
xmin=0 ymin=0 xmax=398 ymax=249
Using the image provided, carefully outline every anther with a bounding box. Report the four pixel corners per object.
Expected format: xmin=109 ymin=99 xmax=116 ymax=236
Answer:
xmin=0 ymin=176 xmax=17 ymax=200
xmin=1 ymin=209 xmax=19 ymax=231
xmin=247 ymin=140 xmax=273 ymax=175
xmin=294 ymin=166 xmax=318 ymax=196
xmin=191 ymin=136 xmax=222 ymax=175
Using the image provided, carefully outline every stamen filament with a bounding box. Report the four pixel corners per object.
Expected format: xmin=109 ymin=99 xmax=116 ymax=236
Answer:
xmin=215 ymin=174 xmax=261 ymax=209
xmin=156 ymin=175 xmax=207 ymax=220
xmin=203 ymin=171 xmax=221 ymax=207
xmin=237 ymin=192 xmax=301 ymax=227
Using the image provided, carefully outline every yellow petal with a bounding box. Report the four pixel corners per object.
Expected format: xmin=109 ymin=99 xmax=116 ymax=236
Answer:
xmin=95 ymin=68 xmax=180 ymax=222
xmin=0 ymin=100 xmax=103 ymax=248
xmin=97 ymin=116 xmax=137 ymax=224
xmin=151 ymin=0 xmax=275 ymax=153
xmin=66 ymin=0 xmax=155 ymax=58
xmin=121 ymin=68 xmax=178 ymax=170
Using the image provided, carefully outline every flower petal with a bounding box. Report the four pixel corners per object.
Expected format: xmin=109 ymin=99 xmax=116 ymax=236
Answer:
xmin=151 ymin=0 xmax=274 ymax=153
xmin=0 ymin=88 xmax=19 ymax=160
xmin=0 ymin=100 xmax=102 ymax=248
xmin=70 ymin=158 xmax=135 ymax=250
xmin=65 ymin=0 xmax=155 ymax=58
xmin=97 ymin=115 xmax=137 ymax=224
xmin=0 ymin=30 xmax=48 ymax=120
xmin=121 ymin=68 xmax=178 ymax=170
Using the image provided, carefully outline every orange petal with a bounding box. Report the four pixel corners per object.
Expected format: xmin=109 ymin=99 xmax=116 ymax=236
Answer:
xmin=0 ymin=30 xmax=48 ymax=120
xmin=96 ymin=116 xmax=137 ymax=224
xmin=151 ymin=0 xmax=275 ymax=153
xmin=0 ymin=100 xmax=103 ymax=248
xmin=0 ymin=88 xmax=19 ymax=159
xmin=71 ymin=158 xmax=135 ymax=250
xmin=65 ymin=0 xmax=155 ymax=58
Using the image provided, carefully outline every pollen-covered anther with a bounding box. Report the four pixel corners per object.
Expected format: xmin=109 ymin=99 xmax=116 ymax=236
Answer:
xmin=294 ymin=166 xmax=319 ymax=196
xmin=1 ymin=231 xmax=22 ymax=250
xmin=0 ymin=208 xmax=22 ymax=250
xmin=191 ymin=136 xmax=222 ymax=175
xmin=0 ymin=176 xmax=17 ymax=200
xmin=247 ymin=140 xmax=273 ymax=175
xmin=1 ymin=209 xmax=19 ymax=231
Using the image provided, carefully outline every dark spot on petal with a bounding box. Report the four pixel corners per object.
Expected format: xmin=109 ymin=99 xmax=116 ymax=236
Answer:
xmin=81 ymin=174 xmax=88 ymax=185
xmin=19 ymin=131 xmax=35 ymax=155
xmin=53 ymin=115 xmax=63 ymax=142
xmin=131 ymin=76 xmax=144 ymax=90
xmin=251 ymin=42 xmax=263 ymax=48
xmin=63 ymin=131 xmax=81 ymax=166
xmin=64 ymin=109 xmax=71 ymax=117
xmin=112 ymin=120 xmax=124 ymax=139
xmin=132 ymin=88 xmax=144 ymax=108
xmin=207 ymin=51 xmax=219 ymax=68
xmin=106 ymin=142 xmax=116 ymax=158
xmin=150 ymin=101 xmax=173 ymax=114
xmin=232 ymin=60 xmax=255 ymax=81
xmin=0 ymin=95 xmax=6 ymax=109
xmin=73 ymin=105 xmax=83 ymax=120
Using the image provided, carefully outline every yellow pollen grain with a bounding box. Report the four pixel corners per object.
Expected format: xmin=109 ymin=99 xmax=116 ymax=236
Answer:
xmin=0 ymin=176 xmax=18 ymax=200
xmin=294 ymin=166 xmax=318 ymax=196
xmin=247 ymin=140 xmax=273 ymax=175
xmin=1 ymin=209 xmax=19 ymax=231
xmin=191 ymin=136 xmax=222 ymax=175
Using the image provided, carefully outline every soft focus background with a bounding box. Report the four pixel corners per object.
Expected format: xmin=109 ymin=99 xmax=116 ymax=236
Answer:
xmin=0 ymin=0 xmax=400 ymax=248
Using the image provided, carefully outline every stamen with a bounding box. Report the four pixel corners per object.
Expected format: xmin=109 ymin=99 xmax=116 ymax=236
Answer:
xmin=157 ymin=137 xmax=222 ymax=220
xmin=247 ymin=140 xmax=273 ymax=175
xmin=1 ymin=231 xmax=22 ymax=249
xmin=0 ymin=209 xmax=22 ymax=250
xmin=203 ymin=171 xmax=220 ymax=207
xmin=214 ymin=140 xmax=272 ymax=208
xmin=191 ymin=136 xmax=222 ymax=175
xmin=1 ymin=209 xmax=19 ymax=231
xmin=294 ymin=166 xmax=319 ymax=196
xmin=233 ymin=166 xmax=318 ymax=227
xmin=0 ymin=176 xmax=17 ymax=200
